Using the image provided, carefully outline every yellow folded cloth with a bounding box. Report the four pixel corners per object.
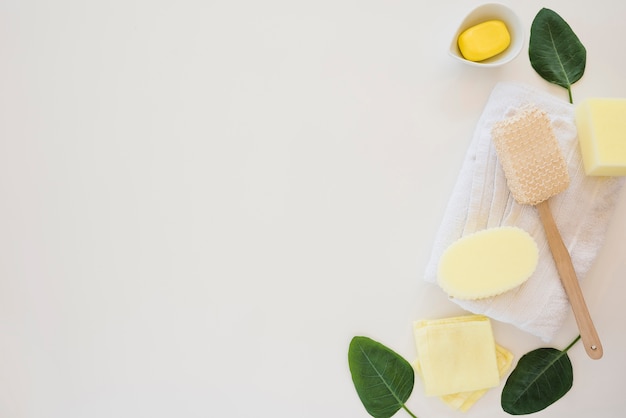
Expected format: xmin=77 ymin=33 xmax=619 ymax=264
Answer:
xmin=413 ymin=315 xmax=501 ymax=397
xmin=414 ymin=344 xmax=514 ymax=412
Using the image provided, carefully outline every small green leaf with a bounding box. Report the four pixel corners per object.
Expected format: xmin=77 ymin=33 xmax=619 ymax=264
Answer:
xmin=501 ymin=347 xmax=573 ymax=415
xmin=529 ymin=8 xmax=586 ymax=102
xmin=348 ymin=336 xmax=416 ymax=418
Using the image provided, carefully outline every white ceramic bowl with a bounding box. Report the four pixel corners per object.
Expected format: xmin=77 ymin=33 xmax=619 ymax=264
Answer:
xmin=449 ymin=3 xmax=524 ymax=67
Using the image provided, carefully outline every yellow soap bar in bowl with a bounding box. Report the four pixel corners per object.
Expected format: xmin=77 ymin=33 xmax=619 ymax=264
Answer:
xmin=457 ymin=20 xmax=511 ymax=62
xmin=448 ymin=3 xmax=523 ymax=67
xmin=575 ymin=98 xmax=626 ymax=176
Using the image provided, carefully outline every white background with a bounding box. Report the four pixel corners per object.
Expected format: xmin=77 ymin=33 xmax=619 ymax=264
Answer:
xmin=2 ymin=1 xmax=626 ymax=417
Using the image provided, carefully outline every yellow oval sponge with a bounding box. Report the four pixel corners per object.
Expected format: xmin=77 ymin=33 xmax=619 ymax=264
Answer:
xmin=437 ymin=227 xmax=538 ymax=300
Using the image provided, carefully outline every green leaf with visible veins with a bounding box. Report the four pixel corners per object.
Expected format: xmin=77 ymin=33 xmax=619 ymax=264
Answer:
xmin=529 ymin=8 xmax=586 ymax=102
xmin=348 ymin=336 xmax=417 ymax=418
xmin=501 ymin=336 xmax=579 ymax=415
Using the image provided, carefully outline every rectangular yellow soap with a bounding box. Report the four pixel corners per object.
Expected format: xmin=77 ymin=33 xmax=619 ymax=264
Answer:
xmin=575 ymin=98 xmax=626 ymax=176
xmin=457 ymin=20 xmax=510 ymax=62
xmin=413 ymin=315 xmax=500 ymax=397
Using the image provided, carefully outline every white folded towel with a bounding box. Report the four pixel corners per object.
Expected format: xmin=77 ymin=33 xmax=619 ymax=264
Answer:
xmin=424 ymin=82 xmax=624 ymax=342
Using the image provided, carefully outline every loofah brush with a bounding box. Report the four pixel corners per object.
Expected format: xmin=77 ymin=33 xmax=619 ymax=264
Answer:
xmin=491 ymin=105 xmax=603 ymax=359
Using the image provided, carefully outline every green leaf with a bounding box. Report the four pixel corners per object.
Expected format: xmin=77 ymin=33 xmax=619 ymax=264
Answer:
xmin=529 ymin=8 xmax=586 ymax=101
xmin=501 ymin=347 xmax=573 ymax=415
xmin=348 ymin=336 xmax=416 ymax=418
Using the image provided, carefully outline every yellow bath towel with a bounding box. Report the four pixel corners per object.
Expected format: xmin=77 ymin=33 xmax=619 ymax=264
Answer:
xmin=414 ymin=344 xmax=514 ymax=412
xmin=413 ymin=314 xmax=510 ymax=409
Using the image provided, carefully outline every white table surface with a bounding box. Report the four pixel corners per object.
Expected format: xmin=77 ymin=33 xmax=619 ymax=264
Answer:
xmin=2 ymin=1 xmax=626 ymax=417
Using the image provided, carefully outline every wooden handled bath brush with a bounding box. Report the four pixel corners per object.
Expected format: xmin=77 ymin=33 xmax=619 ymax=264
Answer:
xmin=491 ymin=105 xmax=602 ymax=359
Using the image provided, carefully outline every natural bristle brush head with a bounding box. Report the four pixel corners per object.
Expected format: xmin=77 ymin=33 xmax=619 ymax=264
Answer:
xmin=491 ymin=105 xmax=570 ymax=205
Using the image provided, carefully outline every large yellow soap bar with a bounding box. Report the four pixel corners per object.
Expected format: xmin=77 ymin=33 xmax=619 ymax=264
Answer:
xmin=437 ymin=227 xmax=538 ymax=300
xmin=575 ymin=98 xmax=626 ymax=176
xmin=458 ymin=20 xmax=510 ymax=62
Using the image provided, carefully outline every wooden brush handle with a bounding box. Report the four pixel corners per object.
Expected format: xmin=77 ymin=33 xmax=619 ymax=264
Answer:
xmin=537 ymin=200 xmax=603 ymax=359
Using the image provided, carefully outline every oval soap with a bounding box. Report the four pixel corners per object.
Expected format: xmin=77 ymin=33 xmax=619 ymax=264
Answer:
xmin=457 ymin=20 xmax=511 ymax=62
xmin=437 ymin=227 xmax=538 ymax=300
